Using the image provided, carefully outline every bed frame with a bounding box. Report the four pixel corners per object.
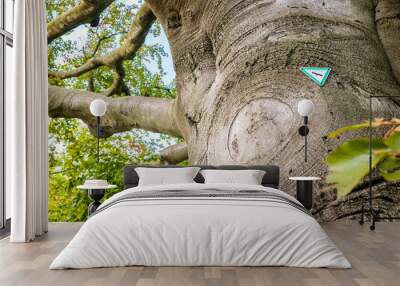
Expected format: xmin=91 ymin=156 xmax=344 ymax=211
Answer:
xmin=123 ymin=165 xmax=280 ymax=189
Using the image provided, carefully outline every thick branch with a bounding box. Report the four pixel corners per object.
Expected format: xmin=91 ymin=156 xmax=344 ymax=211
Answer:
xmin=102 ymin=62 xmax=131 ymax=96
xmin=160 ymin=143 xmax=188 ymax=164
xmin=375 ymin=0 xmax=400 ymax=85
xmin=47 ymin=0 xmax=115 ymax=43
xmin=49 ymin=4 xmax=156 ymax=79
xmin=48 ymin=85 xmax=181 ymax=137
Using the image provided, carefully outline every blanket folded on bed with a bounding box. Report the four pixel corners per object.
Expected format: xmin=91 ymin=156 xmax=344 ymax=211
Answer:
xmin=92 ymin=188 xmax=310 ymax=217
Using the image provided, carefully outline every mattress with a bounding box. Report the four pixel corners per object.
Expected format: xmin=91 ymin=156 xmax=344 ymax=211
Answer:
xmin=50 ymin=183 xmax=351 ymax=269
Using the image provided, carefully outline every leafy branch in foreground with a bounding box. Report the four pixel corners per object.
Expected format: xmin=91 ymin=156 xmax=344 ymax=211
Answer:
xmin=325 ymin=118 xmax=400 ymax=197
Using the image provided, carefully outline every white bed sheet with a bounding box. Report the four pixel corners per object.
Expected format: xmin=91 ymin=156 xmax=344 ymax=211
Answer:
xmin=50 ymin=183 xmax=351 ymax=269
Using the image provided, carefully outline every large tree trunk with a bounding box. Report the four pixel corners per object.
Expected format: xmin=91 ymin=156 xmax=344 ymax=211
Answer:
xmin=144 ymin=0 xmax=400 ymax=220
xmin=48 ymin=0 xmax=400 ymax=221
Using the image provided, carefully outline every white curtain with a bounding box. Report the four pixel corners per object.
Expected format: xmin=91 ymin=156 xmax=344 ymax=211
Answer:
xmin=7 ymin=0 xmax=48 ymax=242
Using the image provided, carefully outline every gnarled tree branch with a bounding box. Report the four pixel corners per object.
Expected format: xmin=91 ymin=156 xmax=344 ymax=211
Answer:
xmin=101 ymin=62 xmax=131 ymax=96
xmin=375 ymin=0 xmax=400 ymax=85
xmin=47 ymin=0 xmax=115 ymax=43
xmin=48 ymin=4 xmax=155 ymax=80
xmin=160 ymin=143 xmax=188 ymax=164
xmin=48 ymin=85 xmax=181 ymax=138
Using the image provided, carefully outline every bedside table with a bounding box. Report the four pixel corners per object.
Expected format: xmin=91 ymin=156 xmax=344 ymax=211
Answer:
xmin=78 ymin=182 xmax=117 ymax=215
xmin=289 ymin=177 xmax=321 ymax=210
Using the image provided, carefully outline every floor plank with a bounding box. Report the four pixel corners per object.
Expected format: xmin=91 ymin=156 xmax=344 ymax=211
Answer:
xmin=0 ymin=222 xmax=399 ymax=286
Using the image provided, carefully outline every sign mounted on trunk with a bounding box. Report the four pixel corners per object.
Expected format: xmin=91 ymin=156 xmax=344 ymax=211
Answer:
xmin=300 ymin=67 xmax=331 ymax=87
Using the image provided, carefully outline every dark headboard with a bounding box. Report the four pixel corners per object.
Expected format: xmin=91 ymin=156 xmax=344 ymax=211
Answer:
xmin=123 ymin=165 xmax=280 ymax=189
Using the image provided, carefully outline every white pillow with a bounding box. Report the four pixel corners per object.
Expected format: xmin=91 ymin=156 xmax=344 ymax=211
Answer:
xmin=200 ymin=169 xmax=266 ymax=185
xmin=135 ymin=167 xmax=201 ymax=186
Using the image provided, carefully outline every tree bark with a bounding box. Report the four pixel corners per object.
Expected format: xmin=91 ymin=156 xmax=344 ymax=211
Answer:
xmin=375 ymin=0 xmax=400 ymax=84
xmin=145 ymin=0 xmax=400 ymax=220
xmin=313 ymin=180 xmax=400 ymax=222
xmin=48 ymin=86 xmax=181 ymax=137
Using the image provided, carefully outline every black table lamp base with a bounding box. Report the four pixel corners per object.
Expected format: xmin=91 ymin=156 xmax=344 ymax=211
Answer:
xmin=87 ymin=189 xmax=106 ymax=215
xmin=296 ymin=181 xmax=313 ymax=210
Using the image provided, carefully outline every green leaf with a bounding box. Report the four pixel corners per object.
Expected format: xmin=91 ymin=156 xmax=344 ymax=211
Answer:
xmin=384 ymin=132 xmax=400 ymax=151
xmin=326 ymin=139 xmax=389 ymax=197
xmin=379 ymin=156 xmax=400 ymax=181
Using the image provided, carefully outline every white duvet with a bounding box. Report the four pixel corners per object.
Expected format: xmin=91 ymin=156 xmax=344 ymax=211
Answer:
xmin=50 ymin=183 xmax=351 ymax=269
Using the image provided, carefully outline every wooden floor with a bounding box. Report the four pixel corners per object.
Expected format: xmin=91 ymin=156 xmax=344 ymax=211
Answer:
xmin=0 ymin=222 xmax=399 ymax=286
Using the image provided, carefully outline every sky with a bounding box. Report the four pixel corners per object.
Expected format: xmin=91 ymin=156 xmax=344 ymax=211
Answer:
xmin=145 ymin=29 xmax=175 ymax=84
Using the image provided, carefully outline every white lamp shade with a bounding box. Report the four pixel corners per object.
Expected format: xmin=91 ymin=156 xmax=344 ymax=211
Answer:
xmin=297 ymin=99 xmax=314 ymax=117
xmin=90 ymin=99 xmax=107 ymax=117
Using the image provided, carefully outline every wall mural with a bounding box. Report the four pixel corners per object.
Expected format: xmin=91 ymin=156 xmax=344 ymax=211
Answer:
xmin=47 ymin=0 xmax=400 ymax=222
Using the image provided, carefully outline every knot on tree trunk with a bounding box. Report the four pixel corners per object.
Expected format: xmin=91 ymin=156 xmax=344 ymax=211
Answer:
xmin=185 ymin=111 xmax=202 ymax=126
xmin=167 ymin=10 xmax=181 ymax=29
xmin=227 ymin=98 xmax=295 ymax=163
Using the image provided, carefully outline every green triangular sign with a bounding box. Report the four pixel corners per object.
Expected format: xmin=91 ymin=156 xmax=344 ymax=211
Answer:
xmin=300 ymin=67 xmax=331 ymax=87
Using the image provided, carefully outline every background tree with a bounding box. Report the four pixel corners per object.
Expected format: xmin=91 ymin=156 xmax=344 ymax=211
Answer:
xmin=47 ymin=0 xmax=400 ymax=221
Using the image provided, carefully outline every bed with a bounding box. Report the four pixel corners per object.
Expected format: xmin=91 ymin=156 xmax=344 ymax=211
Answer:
xmin=50 ymin=165 xmax=350 ymax=269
